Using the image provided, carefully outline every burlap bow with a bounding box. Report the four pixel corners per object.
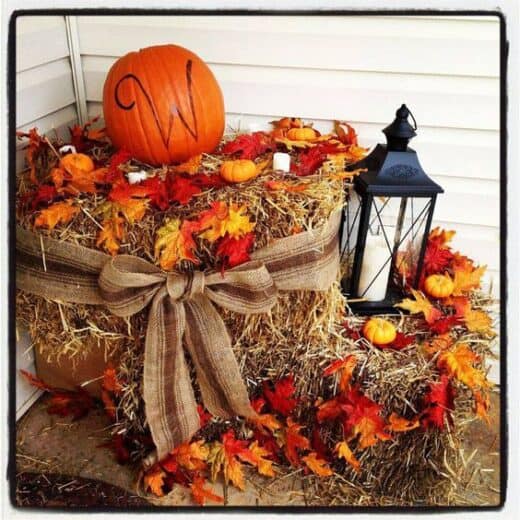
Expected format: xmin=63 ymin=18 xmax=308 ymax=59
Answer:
xmin=16 ymin=209 xmax=341 ymax=461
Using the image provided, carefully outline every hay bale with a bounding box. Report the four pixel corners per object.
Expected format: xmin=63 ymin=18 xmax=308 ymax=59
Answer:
xmin=15 ymin=132 xmax=496 ymax=506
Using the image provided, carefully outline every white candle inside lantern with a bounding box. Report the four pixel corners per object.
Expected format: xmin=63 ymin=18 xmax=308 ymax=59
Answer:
xmin=357 ymin=234 xmax=391 ymax=301
xmin=273 ymin=152 xmax=291 ymax=172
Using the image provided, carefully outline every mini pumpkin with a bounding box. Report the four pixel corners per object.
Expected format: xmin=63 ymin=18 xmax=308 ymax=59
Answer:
xmin=362 ymin=318 xmax=397 ymax=346
xmin=286 ymin=127 xmax=318 ymax=141
xmin=59 ymin=153 xmax=95 ymax=175
xmin=424 ymin=274 xmax=454 ymax=298
xmin=220 ymin=159 xmax=259 ymax=183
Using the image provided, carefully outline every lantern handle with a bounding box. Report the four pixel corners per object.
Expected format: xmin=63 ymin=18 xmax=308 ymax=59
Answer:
xmin=407 ymin=107 xmax=417 ymax=131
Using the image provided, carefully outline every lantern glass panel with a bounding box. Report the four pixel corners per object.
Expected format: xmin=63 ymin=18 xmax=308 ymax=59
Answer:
xmin=391 ymin=197 xmax=433 ymax=289
xmin=341 ymin=194 xmax=433 ymax=302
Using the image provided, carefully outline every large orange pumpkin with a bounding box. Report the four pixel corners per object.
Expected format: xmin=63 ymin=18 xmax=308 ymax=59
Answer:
xmin=103 ymin=45 xmax=225 ymax=166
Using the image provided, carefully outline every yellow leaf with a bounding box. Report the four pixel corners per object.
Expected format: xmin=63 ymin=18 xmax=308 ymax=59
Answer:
xmin=34 ymin=200 xmax=79 ymax=230
xmin=144 ymin=466 xmax=166 ymax=497
xmin=437 ymin=343 xmax=490 ymax=391
xmin=154 ymin=219 xmax=200 ymax=270
xmin=248 ymin=441 xmax=275 ymax=477
xmin=452 ymin=265 xmax=487 ymax=296
xmin=386 ymin=412 xmax=420 ymax=432
xmin=198 ymin=201 xmax=255 ymax=243
xmin=395 ymin=289 xmax=442 ymax=324
xmin=255 ymin=156 xmax=272 ymax=173
xmin=302 ymin=452 xmax=333 ymax=477
xmin=463 ymin=308 xmax=494 ymax=335
xmin=335 ymin=441 xmax=360 ymax=473
xmin=274 ymin=137 xmax=315 ymax=150
xmin=226 ymin=456 xmax=245 ymax=490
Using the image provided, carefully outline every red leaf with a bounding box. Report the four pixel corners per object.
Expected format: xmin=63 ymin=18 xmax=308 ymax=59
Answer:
xmin=385 ymin=331 xmax=415 ymax=350
xmin=291 ymin=147 xmax=327 ymax=176
xmin=343 ymin=322 xmax=362 ymax=340
xmin=190 ymin=173 xmax=228 ymax=189
xmin=46 ymin=388 xmax=96 ymax=421
xmin=429 ymin=315 xmax=462 ymax=334
xmin=316 ymin=396 xmax=344 ymax=423
xmin=252 ymin=430 xmax=281 ymax=463
xmin=251 ymin=396 xmax=267 ymax=414
xmin=311 ymin=427 xmax=329 ymax=460
xmin=222 ymin=131 xmax=275 ymax=160
xmin=106 ymin=149 xmax=132 ymax=184
xmin=98 ymin=433 xmax=131 ymax=465
xmin=20 ymin=369 xmax=53 ymax=391
xmin=421 ymin=375 xmax=455 ymax=430
xmin=423 ymin=242 xmax=454 ymax=276
xmin=140 ymin=176 xmax=170 ymax=210
xmin=262 ymin=374 xmax=298 ymax=417
xmin=29 ymin=184 xmax=59 ymax=210
xmin=168 ymin=174 xmax=202 ymax=205
xmin=335 ymin=121 xmax=358 ymax=146
xmin=197 ymin=405 xmax=212 ymax=428
xmin=216 ymin=232 xmax=255 ymax=269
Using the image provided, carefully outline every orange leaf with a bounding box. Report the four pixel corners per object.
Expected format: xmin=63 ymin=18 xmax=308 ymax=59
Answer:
xmin=284 ymin=417 xmax=311 ymax=467
xmin=250 ymin=413 xmax=282 ymax=435
xmin=342 ymin=387 xmax=391 ymax=449
xmin=422 ymin=332 xmax=454 ymax=357
xmin=190 ymin=475 xmax=224 ymax=505
xmin=264 ymin=180 xmax=308 ymax=193
xmin=335 ymin=441 xmax=360 ymax=473
xmin=386 ymin=412 xmax=420 ymax=432
xmin=34 ymin=200 xmax=79 ymax=230
xmin=302 ymin=452 xmax=333 ymax=477
xmin=154 ymin=218 xmax=200 ymax=270
xmin=96 ymin=215 xmax=125 ymax=256
xmin=101 ymin=388 xmax=117 ymax=420
xmin=144 ymin=466 xmax=166 ymax=497
xmin=323 ymin=355 xmax=357 ymax=392
xmin=395 ymin=289 xmax=443 ymax=325
xmin=452 ymin=265 xmax=487 ymax=296
xmin=428 ymin=227 xmax=456 ymax=247
xmin=437 ymin=343 xmax=490 ymax=391
xmin=171 ymin=154 xmax=202 ymax=175
xmin=52 ymin=166 xmax=107 ymax=195
xmin=474 ymin=390 xmax=491 ymax=425
xmin=171 ymin=440 xmax=208 ymax=471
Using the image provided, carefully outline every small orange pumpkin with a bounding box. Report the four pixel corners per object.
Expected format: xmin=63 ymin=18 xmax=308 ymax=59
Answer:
xmin=286 ymin=127 xmax=318 ymax=141
xmin=59 ymin=153 xmax=95 ymax=175
xmin=424 ymin=274 xmax=454 ymax=298
xmin=362 ymin=318 xmax=397 ymax=346
xmin=220 ymin=159 xmax=259 ymax=183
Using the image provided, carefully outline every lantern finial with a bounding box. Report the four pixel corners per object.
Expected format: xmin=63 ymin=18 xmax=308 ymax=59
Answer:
xmin=383 ymin=104 xmax=417 ymax=152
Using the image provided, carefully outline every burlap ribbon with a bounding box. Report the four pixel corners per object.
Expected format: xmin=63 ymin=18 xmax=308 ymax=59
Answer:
xmin=16 ymin=209 xmax=341 ymax=461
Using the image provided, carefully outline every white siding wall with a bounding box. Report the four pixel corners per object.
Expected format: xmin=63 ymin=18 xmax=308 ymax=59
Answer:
xmin=76 ymin=15 xmax=501 ymax=295
xmin=15 ymin=15 xmax=78 ymax=417
xmin=16 ymin=16 xmax=78 ymax=172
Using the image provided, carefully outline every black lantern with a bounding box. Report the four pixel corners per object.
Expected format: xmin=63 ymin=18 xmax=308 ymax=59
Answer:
xmin=340 ymin=104 xmax=443 ymax=314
